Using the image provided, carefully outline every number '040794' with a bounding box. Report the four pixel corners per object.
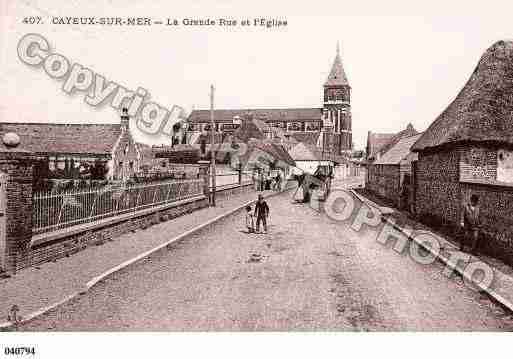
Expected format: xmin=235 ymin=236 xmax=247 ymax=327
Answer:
xmin=4 ymin=347 xmax=36 ymax=356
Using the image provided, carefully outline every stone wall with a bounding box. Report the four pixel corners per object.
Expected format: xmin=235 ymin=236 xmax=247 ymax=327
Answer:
xmin=460 ymin=181 xmax=513 ymax=264
xmin=415 ymin=149 xmax=461 ymax=226
xmin=366 ymin=164 xmax=401 ymax=206
xmin=415 ymin=145 xmax=513 ymax=265
xmin=459 ymin=146 xmax=497 ymax=182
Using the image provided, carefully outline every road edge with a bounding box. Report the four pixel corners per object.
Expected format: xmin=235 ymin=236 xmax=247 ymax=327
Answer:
xmin=350 ymin=189 xmax=513 ymax=314
xmin=0 ymin=187 xmax=294 ymax=330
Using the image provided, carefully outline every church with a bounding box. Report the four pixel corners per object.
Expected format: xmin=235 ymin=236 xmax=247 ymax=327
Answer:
xmin=186 ymin=44 xmax=352 ymax=155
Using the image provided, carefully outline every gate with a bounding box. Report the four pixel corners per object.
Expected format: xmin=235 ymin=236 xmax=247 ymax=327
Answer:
xmin=0 ymin=173 xmax=7 ymax=272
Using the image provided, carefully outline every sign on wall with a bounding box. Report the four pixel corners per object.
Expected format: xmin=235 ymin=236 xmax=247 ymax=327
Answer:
xmin=460 ymin=147 xmax=496 ymax=182
xmin=497 ymin=149 xmax=513 ymax=182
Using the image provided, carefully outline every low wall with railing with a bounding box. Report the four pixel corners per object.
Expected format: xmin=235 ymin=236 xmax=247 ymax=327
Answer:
xmin=33 ymin=179 xmax=204 ymax=235
xmin=21 ymin=195 xmax=208 ymax=271
xmin=14 ymin=175 xmax=257 ymax=272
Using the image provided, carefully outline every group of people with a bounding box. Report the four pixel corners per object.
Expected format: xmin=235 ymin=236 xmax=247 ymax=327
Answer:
xmin=254 ymin=171 xmax=283 ymax=192
xmin=244 ymin=194 xmax=270 ymax=234
xmin=240 ymin=181 xmax=482 ymax=255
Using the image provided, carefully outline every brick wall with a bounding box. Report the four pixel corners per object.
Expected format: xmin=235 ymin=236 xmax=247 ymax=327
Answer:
xmin=0 ymin=152 xmax=35 ymax=274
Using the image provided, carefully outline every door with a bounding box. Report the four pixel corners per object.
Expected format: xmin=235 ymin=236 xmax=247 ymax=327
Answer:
xmin=0 ymin=173 xmax=7 ymax=272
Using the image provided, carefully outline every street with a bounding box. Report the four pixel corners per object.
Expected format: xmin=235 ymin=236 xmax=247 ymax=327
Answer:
xmin=19 ymin=188 xmax=513 ymax=331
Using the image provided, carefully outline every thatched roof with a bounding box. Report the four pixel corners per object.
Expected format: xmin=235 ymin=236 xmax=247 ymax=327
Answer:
xmin=413 ymin=40 xmax=513 ymax=152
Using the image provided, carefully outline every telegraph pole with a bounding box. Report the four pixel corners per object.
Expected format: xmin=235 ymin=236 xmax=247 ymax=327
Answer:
xmin=210 ymin=84 xmax=217 ymax=207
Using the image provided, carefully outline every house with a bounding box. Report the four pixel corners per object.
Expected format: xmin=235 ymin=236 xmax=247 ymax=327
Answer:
xmin=366 ymin=133 xmax=395 ymax=162
xmin=289 ymin=142 xmax=348 ymax=176
xmin=366 ymin=123 xmax=418 ymax=162
xmin=366 ymin=133 xmax=422 ymax=207
xmin=0 ymin=113 xmax=141 ymax=182
xmin=411 ymin=40 xmax=513 ymax=258
xmin=236 ymin=138 xmax=295 ymax=180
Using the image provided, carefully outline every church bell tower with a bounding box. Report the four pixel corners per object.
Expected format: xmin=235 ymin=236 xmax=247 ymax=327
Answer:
xmin=322 ymin=43 xmax=352 ymax=154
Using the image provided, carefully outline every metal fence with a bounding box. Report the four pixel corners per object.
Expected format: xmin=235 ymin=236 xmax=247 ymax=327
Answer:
xmin=210 ymin=171 xmax=254 ymax=191
xmin=33 ymin=178 xmax=204 ymax=235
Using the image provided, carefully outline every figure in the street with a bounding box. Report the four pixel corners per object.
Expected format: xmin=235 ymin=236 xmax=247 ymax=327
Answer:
xmin=399 ymin=175 xmax=410 ymax=211
xmin=254 ymin=194 xmax=269 ymax=234
xmin=245 ymin=205 xmax=255 ymax=233
xmin=460 ymin=194 xmax=481 ymax=253
xmin=275 ymin=172 xmax=282 ymax=191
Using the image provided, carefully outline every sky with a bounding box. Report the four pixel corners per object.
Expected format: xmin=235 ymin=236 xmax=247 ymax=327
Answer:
xmin=2 ymin=0 xmax=513 ymax=149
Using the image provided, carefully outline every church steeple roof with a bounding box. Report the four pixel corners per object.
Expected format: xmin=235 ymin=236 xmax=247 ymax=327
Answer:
xmin=324 ymin=42 xmax=349 ymax=87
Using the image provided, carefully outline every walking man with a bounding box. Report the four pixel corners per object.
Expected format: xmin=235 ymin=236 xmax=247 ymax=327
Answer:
xmin=254 ymin=194 xmax=270 ymax=234
xmin=460 ymin=194 xmax=481 ymax=254
xmin=275 ymin=172 xmax=282 ymax=191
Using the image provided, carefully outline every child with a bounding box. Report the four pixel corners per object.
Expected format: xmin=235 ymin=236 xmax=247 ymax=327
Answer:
xmin=245 ymin=205 xmax=255 ymax=233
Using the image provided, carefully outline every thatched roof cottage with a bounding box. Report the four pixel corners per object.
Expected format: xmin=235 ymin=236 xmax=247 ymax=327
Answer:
xmin=411 ymin=40 xmax=513 ymax=262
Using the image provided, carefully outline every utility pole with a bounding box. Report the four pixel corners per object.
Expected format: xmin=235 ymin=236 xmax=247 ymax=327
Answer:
xmin=210 ymin=84 xmax=216 ymax=207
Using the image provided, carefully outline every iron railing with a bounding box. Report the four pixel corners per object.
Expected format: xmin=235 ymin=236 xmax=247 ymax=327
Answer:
xmin=33 ymin=178 xmax=204 ymax=234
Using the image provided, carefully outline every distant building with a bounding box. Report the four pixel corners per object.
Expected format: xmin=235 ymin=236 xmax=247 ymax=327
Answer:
xmin=366 ymin=123 xmax=417 ymax=162
xmin=288 ymin=141 xmax=353 ymax=178
xmin=411 ymin=40 xmax=513 ymax=258
xmin=186 ymin=44 xmax=353 ymax=155
xmin=0 ymin=112 xmax=140 ymax=181
xmin=366 ymin=133 xmax=422 ymax=207
xmin=289 ymin=142 xmax=336 ymax=175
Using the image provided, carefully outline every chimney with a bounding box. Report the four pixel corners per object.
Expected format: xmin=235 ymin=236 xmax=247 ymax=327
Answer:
xmin=121 ymin=107 xmax=130 ymax=131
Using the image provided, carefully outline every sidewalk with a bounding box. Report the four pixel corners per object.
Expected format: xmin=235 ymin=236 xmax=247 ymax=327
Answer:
xmin=0 ymin=187 xmax=293 ymax=329
xmin=351 ymin=189 xmax=513 ymax=313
